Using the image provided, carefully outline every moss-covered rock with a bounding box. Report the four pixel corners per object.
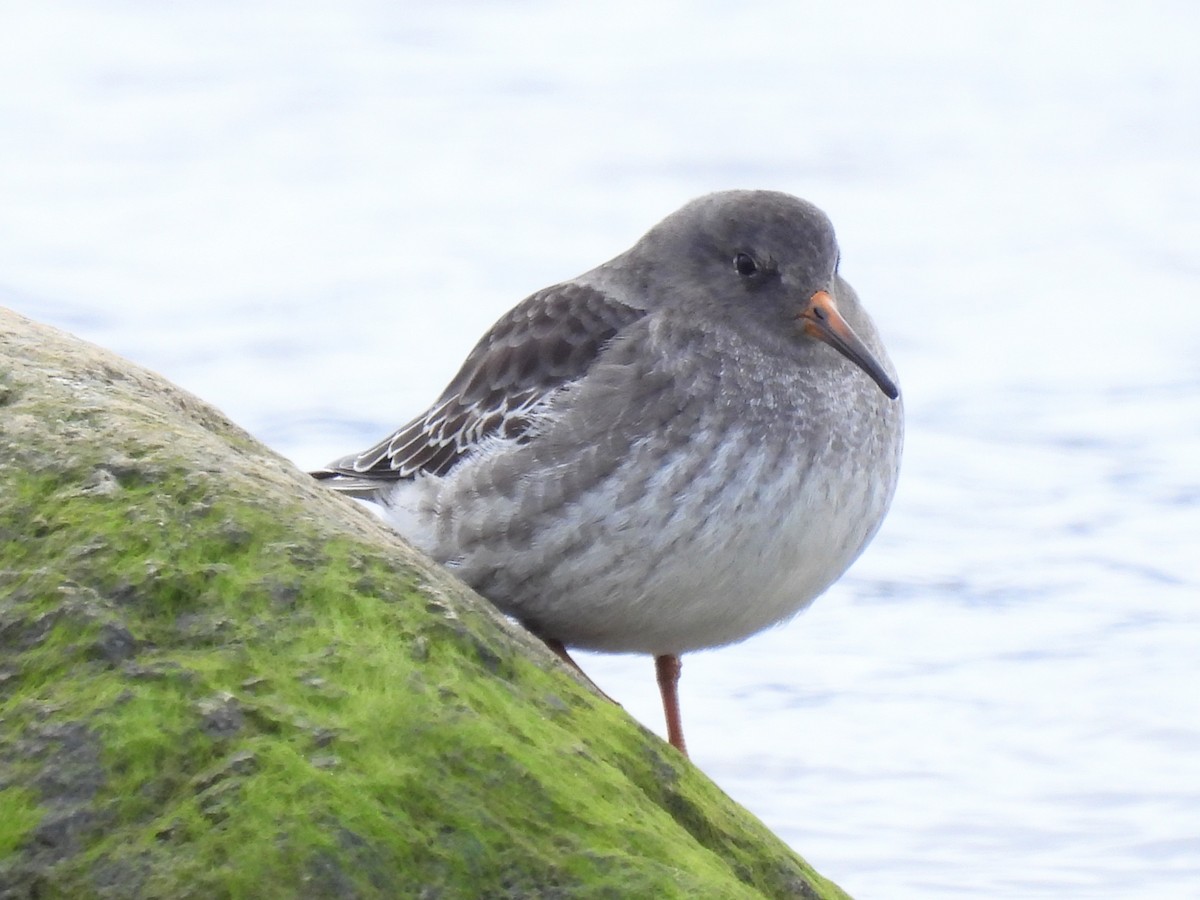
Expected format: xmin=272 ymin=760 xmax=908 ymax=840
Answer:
xmin=0 ymin=307 xmax=849 ymax=899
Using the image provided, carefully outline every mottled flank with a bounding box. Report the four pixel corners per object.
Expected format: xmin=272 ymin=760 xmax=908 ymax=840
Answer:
xmin=0 ymin=307 xmax=850 ymax=899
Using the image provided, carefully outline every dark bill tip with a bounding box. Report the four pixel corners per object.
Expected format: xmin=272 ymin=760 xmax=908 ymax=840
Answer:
xmin=798 ymin=291 xmax=899 ymax=400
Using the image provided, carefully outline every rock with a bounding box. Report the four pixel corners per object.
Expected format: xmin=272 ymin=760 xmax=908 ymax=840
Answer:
xmin=0 ymin=307 xmax=849 ymax=899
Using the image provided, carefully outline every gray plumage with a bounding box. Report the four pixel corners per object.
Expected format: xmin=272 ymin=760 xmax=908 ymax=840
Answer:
xmin=314 ymin=190 xmax=903 ymax=660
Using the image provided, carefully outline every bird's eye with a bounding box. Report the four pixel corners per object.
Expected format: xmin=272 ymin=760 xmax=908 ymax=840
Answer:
xmin=734 ymin=252 xmax=759 ymax=277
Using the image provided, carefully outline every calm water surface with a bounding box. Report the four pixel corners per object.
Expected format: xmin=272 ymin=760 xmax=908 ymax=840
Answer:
xmin=2 ymin=3 xmax=1197 ymax=897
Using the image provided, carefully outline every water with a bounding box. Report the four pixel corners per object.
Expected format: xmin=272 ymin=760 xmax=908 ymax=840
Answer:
xmin=2 ymin=3 xmax=1198 ymax=896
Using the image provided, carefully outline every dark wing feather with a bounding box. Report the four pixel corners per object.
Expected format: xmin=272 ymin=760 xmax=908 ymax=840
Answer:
xmin=312 ymin=282 xmax=645 ymax=491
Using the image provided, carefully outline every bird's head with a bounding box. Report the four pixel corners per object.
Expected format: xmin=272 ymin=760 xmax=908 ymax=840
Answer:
xmin=632 ymin=190 xmax=899 ymax=401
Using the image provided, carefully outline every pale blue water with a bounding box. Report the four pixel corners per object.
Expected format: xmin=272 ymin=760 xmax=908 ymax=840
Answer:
xmin=2 ymin=3 xmax=1198 ymax=897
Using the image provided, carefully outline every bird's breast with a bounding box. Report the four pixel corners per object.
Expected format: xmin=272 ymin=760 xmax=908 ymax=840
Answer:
xmin=407 ymin=377 xmax=901 ymax=655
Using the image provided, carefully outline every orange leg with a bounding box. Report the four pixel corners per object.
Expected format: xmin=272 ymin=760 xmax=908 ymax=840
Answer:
xmin=655 ymin=654 xmax=688 ymax=757
xmin=543 ymin=639 xmax=686 ymax=756
xmin=543 ymin=638 xmax=618 ymax=704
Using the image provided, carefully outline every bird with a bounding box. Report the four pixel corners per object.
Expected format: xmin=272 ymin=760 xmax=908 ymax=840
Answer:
xmin=312 ymin=190 xmax=903 ymax=757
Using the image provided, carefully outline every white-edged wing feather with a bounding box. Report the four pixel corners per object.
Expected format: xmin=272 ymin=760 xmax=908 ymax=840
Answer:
xmin=311 ymin=282 xmax=645 ymax=496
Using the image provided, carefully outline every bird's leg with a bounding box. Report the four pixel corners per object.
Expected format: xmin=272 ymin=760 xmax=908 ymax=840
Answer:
xmin=542 ymin=638 xmax=618 ymax=705
xmin=655 ymin=654 xmax=688 ymax=757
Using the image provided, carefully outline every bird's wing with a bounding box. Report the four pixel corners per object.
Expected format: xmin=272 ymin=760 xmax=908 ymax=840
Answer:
xmin=312 ymin=282 xmax=646 ymax=490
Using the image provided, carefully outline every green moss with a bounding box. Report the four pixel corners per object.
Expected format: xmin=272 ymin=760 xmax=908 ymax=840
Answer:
xmin=0 ymin=787 xmax=43 ymax=856
xmin=0 ymin=311 xmax=849 ymax=899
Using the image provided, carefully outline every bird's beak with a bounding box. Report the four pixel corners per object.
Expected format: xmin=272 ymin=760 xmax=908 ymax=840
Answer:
xmin=797 ymin=290 xmax=899 ymax=400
